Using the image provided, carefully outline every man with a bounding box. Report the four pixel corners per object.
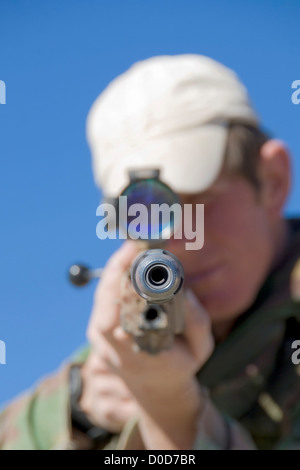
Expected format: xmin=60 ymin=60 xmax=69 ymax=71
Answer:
xmin=1 ymin=54 xmax=300 ymax=450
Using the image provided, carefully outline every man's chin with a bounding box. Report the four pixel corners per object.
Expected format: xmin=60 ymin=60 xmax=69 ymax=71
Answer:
xmin=200 ymin=290 xmax=255 ymax=326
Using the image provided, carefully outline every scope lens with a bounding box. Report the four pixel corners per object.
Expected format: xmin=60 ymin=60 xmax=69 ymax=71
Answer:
xmin=120 ymin=178 xmax=181 ymax=240
xmin=120 ymin=178 xmax=180 ymax=240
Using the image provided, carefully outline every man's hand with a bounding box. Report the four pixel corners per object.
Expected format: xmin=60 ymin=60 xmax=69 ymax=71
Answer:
xmin=79 ymin=349 xmax=138 ymax=433
xmin=80 ymin=241 xmax=215 ymax=448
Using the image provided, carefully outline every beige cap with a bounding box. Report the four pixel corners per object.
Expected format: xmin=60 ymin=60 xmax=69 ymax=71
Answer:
xmin=87 ymin=54 xmax=259 ymax=196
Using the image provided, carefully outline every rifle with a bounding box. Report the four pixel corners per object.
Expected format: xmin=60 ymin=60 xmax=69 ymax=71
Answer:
xmin=69 ymin=248 xmax=184 ymax=355
xmin=69 ymin=169 xmax=185 ymax=354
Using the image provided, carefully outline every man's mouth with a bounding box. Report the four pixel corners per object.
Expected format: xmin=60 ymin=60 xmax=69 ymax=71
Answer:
xmin=185 ymin=264 xmax=225 ymax=284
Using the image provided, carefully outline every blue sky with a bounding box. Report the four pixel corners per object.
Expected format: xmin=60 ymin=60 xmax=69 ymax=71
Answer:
xmin=0 ymin=0 xmax=300 ymax=406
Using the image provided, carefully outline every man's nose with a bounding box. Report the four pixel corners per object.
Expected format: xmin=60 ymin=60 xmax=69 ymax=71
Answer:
xmin=163 ymin=233 xmax=187 ymax=254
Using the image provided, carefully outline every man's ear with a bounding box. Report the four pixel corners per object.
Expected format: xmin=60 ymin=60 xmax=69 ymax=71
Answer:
xmin=258 ymin=139 xmax=291 ymax=218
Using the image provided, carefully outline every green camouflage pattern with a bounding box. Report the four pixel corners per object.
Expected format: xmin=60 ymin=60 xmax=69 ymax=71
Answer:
xmin=1 ymin=218 xmax=300 ymax=450
xmin=0 ymin=365 xmax=71 ymax=450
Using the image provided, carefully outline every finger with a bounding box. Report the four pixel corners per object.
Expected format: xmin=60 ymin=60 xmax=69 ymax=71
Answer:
xmin=96 ymin=375 xmax=134 ymax=401
xmin=96 ymin=240 xmax=138 ymax=302
xmin=87 ymin=331 xmax=123 ymax=370
xmin=183 ymin=289 xmax=215 ymax=364
xmin=99 ymin=398 xmax=137 ymax=432
xmin=89 ymin=241 xmax=140 ymax=336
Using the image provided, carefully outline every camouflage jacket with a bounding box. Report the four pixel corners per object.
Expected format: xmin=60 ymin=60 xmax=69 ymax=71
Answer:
xmin=1 ymin=219 xmax=300 ymax=450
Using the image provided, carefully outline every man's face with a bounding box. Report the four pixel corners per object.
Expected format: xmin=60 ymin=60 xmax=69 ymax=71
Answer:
xmin=165 ymin=171 xmax=277 ymax=325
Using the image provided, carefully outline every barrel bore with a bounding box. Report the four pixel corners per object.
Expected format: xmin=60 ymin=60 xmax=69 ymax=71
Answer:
xmin=146 ymin=265 xmax=170 ymax=287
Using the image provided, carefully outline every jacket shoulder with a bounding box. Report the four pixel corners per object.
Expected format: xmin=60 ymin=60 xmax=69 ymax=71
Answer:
xmin=0 ymin=364 xmax=71 ymax=450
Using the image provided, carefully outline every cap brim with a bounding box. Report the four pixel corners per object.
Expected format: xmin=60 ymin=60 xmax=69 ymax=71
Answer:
xmin=97 ymin=123 xmax=228 ymax=196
